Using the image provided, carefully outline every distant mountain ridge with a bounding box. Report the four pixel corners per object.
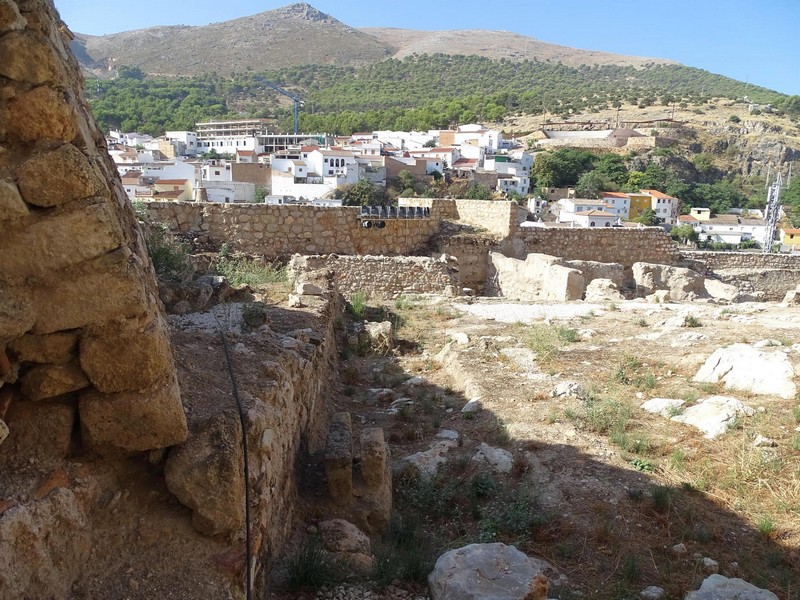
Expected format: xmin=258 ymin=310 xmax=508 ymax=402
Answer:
xmin=70 ymin=2 xmax=676 ymax=76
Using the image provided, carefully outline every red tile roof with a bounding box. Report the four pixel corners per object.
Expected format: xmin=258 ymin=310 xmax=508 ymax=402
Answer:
xmin=601 ymin=192 xmax=629 ymax=198
xmin=156 ymin=179 xmax=188 ymax=185
xmin=236 ymin=149 xmax=255 ymax=156
xmin=678 ymin=215 xmax=698 ymax=222
xmin=782 ymin=228 xmax=800 ymax=235
xmin=576 ymin=209 xmax=616 ymax=217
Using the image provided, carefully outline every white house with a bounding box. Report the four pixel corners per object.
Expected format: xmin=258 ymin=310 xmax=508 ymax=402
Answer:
xmin=484 ymin=150 xmax=533 ymax=196
xmin=407 ymin=147 xmax=460 ymax=170
xmin=202 ymin=161 xmax=232 ymax=182
xmin=557 ymin=198 xmax=616 ymax=224
xmin=680 ymin=211 xmax=768 ymax=246
xmin=641 ymin=189 xmax=681 ymax=226
xmin=573 ymin=209 xmax=617 ymax=228
xmin=270 ymin=147 xmax=359 ymax=199
xmin=599 ymin=192 xmax=632 ymax=220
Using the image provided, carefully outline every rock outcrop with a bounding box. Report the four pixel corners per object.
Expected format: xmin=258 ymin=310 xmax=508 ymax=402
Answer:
xmin=693 ymin=344 xmax=797 ymax=399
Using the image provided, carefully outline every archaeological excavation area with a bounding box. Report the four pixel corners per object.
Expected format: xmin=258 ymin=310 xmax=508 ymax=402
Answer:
xmin=2 ymin=3 xmax=800 ymax=600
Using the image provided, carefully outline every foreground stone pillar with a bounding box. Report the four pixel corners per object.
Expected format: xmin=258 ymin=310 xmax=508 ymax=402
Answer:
xmin=0 ymin=0 xmax=186 ymax=453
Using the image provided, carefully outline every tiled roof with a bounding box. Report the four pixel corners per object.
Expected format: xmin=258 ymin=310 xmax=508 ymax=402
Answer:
xmin=641 ymin=189 xmax=678 ymax=200
xmin=576 ymin=210 xmax=616 ymax=217
xmin=156 ymin=179 xmax=188 ymax=185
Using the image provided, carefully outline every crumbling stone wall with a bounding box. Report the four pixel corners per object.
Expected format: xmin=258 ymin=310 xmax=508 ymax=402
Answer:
xmin=144 ymin=201 xmax=441 ymax=256
xmin=500 ymin=226 xmax=680 ymax=267
xmin=288 ymin=254 xmax=459 ymax=299
xmin=400 ymin=197 xmax=519 ymax=238
xmin=681 ymin=251 xmax=800 ymax=273
xmin=438 ymin=235 xmax=498 ymax=293
xmin=0 ymin=0 xmax=186 ymax=452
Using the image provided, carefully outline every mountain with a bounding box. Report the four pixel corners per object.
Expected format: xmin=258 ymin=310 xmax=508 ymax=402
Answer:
xmin=71 ymin=2 xmax=674 ymax=77
xmin=71 ymin=3 xmax=394 ymax=76
xmin=362 ymin=28 xmax=674 ymax=69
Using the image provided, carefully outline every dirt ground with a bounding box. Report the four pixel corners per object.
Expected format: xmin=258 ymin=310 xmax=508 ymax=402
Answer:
xmin=272 ymin=295 xmax=800 ymax=600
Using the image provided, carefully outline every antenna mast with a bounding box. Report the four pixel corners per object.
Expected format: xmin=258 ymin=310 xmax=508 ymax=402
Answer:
xmin=763 ymin=172 xmax=783 ymax=253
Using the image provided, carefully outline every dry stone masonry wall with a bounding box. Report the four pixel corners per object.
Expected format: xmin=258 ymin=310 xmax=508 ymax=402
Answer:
xmin=0 ymin=0 xmax=186 ymax=457
xmin=288 ymin=254 xmax=459 ymax=299
xmin=145 ymin=201 xmax=441 ymax=256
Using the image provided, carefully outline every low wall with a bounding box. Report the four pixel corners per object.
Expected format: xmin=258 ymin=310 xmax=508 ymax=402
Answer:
xmin=289 ymin=255 xmax=458 ymax=299
xmin=681 ymin=251 xmax=800 ymax=273
xmin=144 ymin=201 xmax=440 ymax=256
xmin=438 ymin=235 xmax=498 ymax=293
xmin=500 ymin=227 xmax=680 ymax=267
xmin=399 ymin=198 xmax=518 ymax=238
xmin=681 ymin=251 xmax=800 ymax=300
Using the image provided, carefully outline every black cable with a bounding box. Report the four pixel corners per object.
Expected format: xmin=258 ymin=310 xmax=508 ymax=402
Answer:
xmin=218 ymin=327 xmax=253 ymax=600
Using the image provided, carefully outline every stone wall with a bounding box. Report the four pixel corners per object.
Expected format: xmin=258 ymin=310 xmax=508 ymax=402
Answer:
xmin=0 ymin=0 xmax=186 ymax=455
xmin=145 ymin=201 xmax=441 ymax=256
xmin=288 ymin=254 xmax=458 ymax=299
xmin=399 ymin=198 xmax=519 ymax=237
xmin=681 ymin=251 xmax=800 ymax=300
xmin=500 ymin=227 xmax=680 ymax=267
xmin=438 ymin=235 xmax=498 ymax=293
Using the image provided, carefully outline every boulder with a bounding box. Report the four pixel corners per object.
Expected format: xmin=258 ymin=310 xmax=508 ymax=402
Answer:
xmin=693 ymin=344 xmax=796 ymax=399
xmin=364 ymin=321 xmax=392 ymax=352
xmin=319 ymin=519 xmax=370 ymax=555
xmin=671 ymin=395 xmax=755 ymax=439
xmin=565 ymin=259 xmax=625 ymax=289
xmin=552 ymin=381 xmax=584 ymax=399
xmin=461 ymin=398 xmax=482 ymax=413
xmin=295 ymin=282 xmax=324 ymax=296
xmin=633 ymin=263 xmax=706 ymax=301
xmin=401 ymin=441 xmax=455 ymax=477
xmin=584 ymin=278 xmax=624 ymax=302
xmin=164 ymin=411 xmax=245 ymax=537
xmin=641 ymin=587 xmax=665 ymax=600
xmin=684 ymin=575 xmax=778 ymax=600
xmin=641 ymin=398 xmax=685 ymax=417
xmin=428 ymin=543 xmax=556 ymax=600
xmin=471 ymin=443 xmax=513 ymax=474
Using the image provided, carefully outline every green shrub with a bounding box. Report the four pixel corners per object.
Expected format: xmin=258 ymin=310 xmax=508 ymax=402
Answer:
xmin=145 ymin=225 xmax=191 ymax=283
xmin=216 ymin=256 xmax=286 ymax=287
xmin=285 ymin=537 xmax=337 ymax=590
xmin=349 ymin=290 xmax=367 ymax=318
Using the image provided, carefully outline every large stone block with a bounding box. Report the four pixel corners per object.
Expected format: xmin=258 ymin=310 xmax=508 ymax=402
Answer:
xmin=0 ymin=395 xmax=76 ymax=462
xmin=79 ymin=373 xmax=188 ymax=452
xmin=164 ymin=411 xmax=245 ymax=537
xmin=9 ymin=331 xmax=77 ymax=364
xmin=6 ymin=86 xmax=78 ymax=143
xmin=360 ymin=427 xmax=386 ymax=489
xmin=0 ymin=0 xmax=26 ymax=32
xmin=20 ymin=360 xmax=89 ymax=401
xmin=0 ymin=202 xmax=124 ymax=281
xmin=0 ymin=286 xmax=34 ymax=342
xmin=0 ymin=31 xmax=58 ymax=84
xmin=15 ymin=144 xmax=105 ymax=207
xmin=28 ymin=248 xmax=151 ymax=334
xmin=79 ymin=317 xmax=173 ymax=393
xmin=325 ymin=412 xmax=353 ymax=505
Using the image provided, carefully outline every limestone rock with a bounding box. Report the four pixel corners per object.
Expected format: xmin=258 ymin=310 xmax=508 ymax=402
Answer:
xmin=9 ymin=331 xmax=77 ymax=364
xmin=165 ymin=411 xmax=245 ymax=537
xmin=428 ymin=543 xmax=556 ymax=600
xmin=471 ymin=443 xmax=513 ymax=473
xmin=552 ymin=381 xmax=584 ymax=398
xmin=461 ymin=398 xmax=482 ymax=413
xmin=0 ymin=396 xmax=75 ymax=462
xmin=80 ymin=319 xmax=175 ymax=393
xmin=7 ymin=86 xmax=78 ymax=143
xmin=360 ymin=428 xmax=387 ymax=489
xmin=633 ymin=262 xmax=706 ymax=301
xmin=585 ymin=278 xmax=625 ymax=302
xmin=641 ymin=398 xmax=685 ymax=417
xmin=0 ymin=0 xmax=26 ymax=32
xmin=364 ymin=321 xmax=392 ymax=352
xmin=702 ymin=557 xmax=719 ymax=574
xmin=16 ymin=144 xmax=104 ymax=207
xmin=319 ymin=519 xmax=370 ymax=555
xmin=0 ymin=488 xmax=90 ymax=600
xmin=447 ymin=330 xmax=470 ymax=346
xmin=704 ymin=278 xmax=744 ymax=303
xmin=79 ymin=373 xmax=188 ymax=452
xmin=684 ymin=575 xmax=778 ymax=600
xmin=20 ymin=360 xmax=89 ymax=401
xmin=0 ymin=31 xmax=58 ymax=84
xmin=752 ymin=434 xmax=776 ymax=448
xmin=0 ymin=179 xmax=28 ymax=220
xmin=296 ymin=281 xmax=324 ymax=295
xmin=693 ymin=344 xmax=796 ymax=399
xmin=0 ymin=288 xmax=34 ymax=341
xmin=325 ymin=412 xmax=353 ymax=505
xmin=671 ymin=395 xmax=755 ymax=439
xmin=641 ymin=586 xmax=665 ymax=600
xmin=401 ymin=441 xmax=455 ymax=477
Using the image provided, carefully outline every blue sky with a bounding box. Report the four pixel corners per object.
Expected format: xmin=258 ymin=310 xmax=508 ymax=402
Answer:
xmin=55 ymin=0 xmax=800 ymax=95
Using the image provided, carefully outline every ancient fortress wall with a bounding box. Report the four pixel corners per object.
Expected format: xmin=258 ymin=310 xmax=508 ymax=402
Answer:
xmin=289 ymin=254 xmax=459 ymax=299
xmin=145 ymin=201 xmax=440 ymax=256
xmin=0 ymin=0 xmax=186 ymax=456
xmin=399 ymin=197 xmax=518 ymax=238
xmin=499 ymin=227 xmax=680 ymax=267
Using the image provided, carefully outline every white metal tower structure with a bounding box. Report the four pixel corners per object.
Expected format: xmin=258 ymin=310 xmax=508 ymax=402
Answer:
xmin=763 ymin=171 xmax=783 ymax=252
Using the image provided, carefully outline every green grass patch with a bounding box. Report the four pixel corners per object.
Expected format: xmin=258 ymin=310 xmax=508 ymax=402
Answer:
xmin=216 ymin=256 xmax=287 ymax=287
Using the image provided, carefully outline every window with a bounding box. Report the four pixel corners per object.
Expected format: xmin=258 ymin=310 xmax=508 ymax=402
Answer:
xmin=590 ymin=221 xmax=596 ymax=227
xmin=605 ymin=222 xmax=611 ymax=227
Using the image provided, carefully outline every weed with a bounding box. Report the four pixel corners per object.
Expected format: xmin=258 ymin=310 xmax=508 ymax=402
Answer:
xmin=285 ymin=537 xmax=337 ymax=590
xmin=462 ymin=411 xmax=475 ymax=421
xmin=556 ymin=326 xmax=578 ymax=343
xmin=607 ymin=302 xmax=620 ymax=312
xmin=349 ymin=290 xmax=368 ymax=319
xmin=479 ymin=487 xmax=547 ymax=539
xmin=490 ymin=417 xmax=511 ymax=446
xmin=685 ymin=315 xmax=702 ymax=328
xmin=622 ymin=554 xmax=641 ymax=583
xmin=470 ymin=473 xmax=498 ymax=500
xmin=394 ymin=296 xmax=415 ymax=310
xmin=584 ymin=396 xmax=632 ymax=435
xmin=371 ymin=514 xmax=433 ymax=586
xmin=627 ymin=488 xmax=644 ymax=501
xmin=793 ymin=435 xmax=800 ymax=452
xmin=396 ymin=403 xmax=414 ymax=422
xmin=342 ymin=364 xmax=360 ymax=385
xmin=145 ymin=224 xmax=192 ymax=283
xmin=756 ymin=515 xmax=776 ymax=537
xmin=240 ymin=301 xmax=268 ymax=331
xmin=792 ymin=404 xmax=800 ymax=423
xmin=630 ymin=458 xmax=654 ymax=473
xmin=419 ymin=394 xmax=436 ymax=415
xmin=670 ymin=449 xmax=686 ymax=470
xmin=217 ymin=256 xmax=286 ymax=287
xmin=637 ymin=318 xmax=648 ymax=327
xmin=652 ymin=485 xmax=674 ymax=513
